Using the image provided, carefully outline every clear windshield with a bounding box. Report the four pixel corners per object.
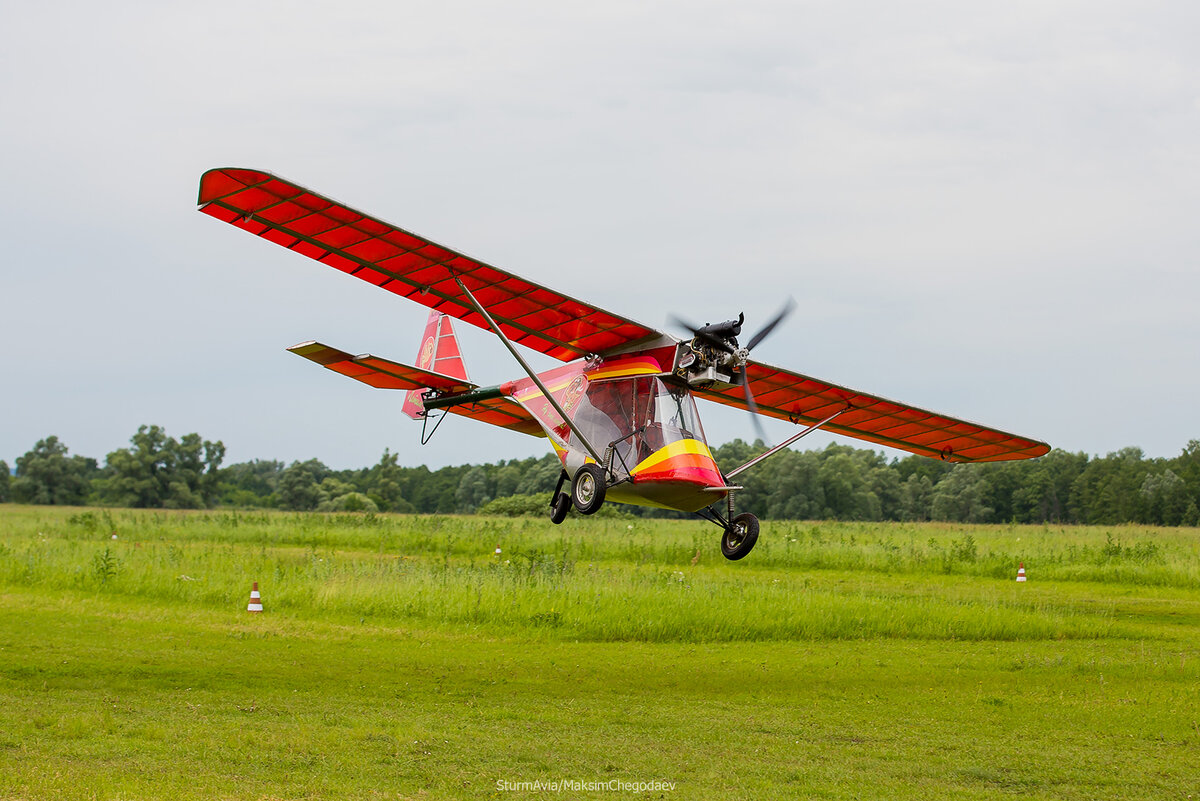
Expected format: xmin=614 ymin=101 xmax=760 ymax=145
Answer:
xmin=653 ymin=381 xmax=705 ymax=441
xmin=568 ymin=377 xmax=706 ymax=474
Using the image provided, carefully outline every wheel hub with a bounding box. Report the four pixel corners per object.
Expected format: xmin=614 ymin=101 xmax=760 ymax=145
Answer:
xmin=577 ymin=474 xmax=595 ymax=504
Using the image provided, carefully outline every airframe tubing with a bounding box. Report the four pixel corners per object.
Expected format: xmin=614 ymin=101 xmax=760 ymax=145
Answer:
xmin=726 ymin=408 xmax=849 ymax=479
xmin=452 ymin=276 xmax=608 ymax=467
xmin=422 ymin=385 xmax=506 ymax=410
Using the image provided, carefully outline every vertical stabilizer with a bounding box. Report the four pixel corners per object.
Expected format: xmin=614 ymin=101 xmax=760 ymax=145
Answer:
xmin=402 ymin=311 xmax=469 ymax=419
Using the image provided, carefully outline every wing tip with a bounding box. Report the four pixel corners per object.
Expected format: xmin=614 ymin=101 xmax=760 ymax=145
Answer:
xmin=286 ymin=341 xmax=351 ymax=366
xmin=197 ymin=167 xmax=276 ymax=205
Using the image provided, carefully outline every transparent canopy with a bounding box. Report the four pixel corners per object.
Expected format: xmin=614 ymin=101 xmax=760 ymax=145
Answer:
xmin=569 ymin=377 xmax=706 ymax=474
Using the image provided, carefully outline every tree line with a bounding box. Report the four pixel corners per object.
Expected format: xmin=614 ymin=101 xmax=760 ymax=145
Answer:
xmin=3 ymin=425 xmax=1199 ymax=526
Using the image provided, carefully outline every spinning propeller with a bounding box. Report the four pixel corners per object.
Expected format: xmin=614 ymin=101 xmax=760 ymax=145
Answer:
xmin=671 ymin=298 xmax=795 ymax=447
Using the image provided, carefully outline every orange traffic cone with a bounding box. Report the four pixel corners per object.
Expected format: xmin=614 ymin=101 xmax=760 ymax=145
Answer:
xmin=1016 ymin=562 xmax=1027 ymax=582
xmin=247 ymin=581 xmax=264 ymax=612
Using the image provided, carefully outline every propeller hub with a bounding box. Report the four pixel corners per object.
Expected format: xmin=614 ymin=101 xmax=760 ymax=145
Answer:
xmin=670 ymin=299 xmax=795 ymax=448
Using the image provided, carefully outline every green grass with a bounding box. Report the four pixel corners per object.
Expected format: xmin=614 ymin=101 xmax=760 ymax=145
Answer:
xmin=1 ymin=505 xmax=1198 ymax=799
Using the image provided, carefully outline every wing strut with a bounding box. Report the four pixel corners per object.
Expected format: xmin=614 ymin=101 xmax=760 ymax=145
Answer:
xmin=452 ymin=276 xmax=607 ymax=466
xmin=726 ymin=408 xmax=850 ymax=479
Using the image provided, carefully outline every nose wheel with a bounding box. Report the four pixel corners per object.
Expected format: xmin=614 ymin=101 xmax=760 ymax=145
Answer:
xmin=694 ymin=494 xmax=762 ymax=561
xmin=720 ymin=512 xmax=759 ymax=561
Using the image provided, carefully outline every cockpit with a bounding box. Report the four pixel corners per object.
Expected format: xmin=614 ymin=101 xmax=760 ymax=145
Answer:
xmin=567 ymin=376 xmax=707 ymax=476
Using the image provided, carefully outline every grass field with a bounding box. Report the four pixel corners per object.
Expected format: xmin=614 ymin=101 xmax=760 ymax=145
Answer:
xmin=1 ymin=505 xmax=1198 ymax=799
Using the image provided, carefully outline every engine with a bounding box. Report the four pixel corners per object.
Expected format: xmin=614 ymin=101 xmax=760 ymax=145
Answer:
xmin=674 ymin=313 xmax=748 ymax=390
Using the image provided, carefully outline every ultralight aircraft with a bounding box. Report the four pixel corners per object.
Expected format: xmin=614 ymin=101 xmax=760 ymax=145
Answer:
xmin=197 ymin=168 xmax=1049 ymax=560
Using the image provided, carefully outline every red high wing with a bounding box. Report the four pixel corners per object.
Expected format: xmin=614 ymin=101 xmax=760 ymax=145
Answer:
xmin=199 ymin=168 xmax=664 ymax=361
xmin=693 ymin=361 xmax=1050 ymax=463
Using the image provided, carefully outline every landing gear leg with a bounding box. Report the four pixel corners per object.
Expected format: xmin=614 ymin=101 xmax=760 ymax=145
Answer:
xmin=695 ymin=489 xmax=760 ymax=561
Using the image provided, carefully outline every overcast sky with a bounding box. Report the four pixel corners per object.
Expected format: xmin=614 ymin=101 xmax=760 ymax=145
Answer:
xmin=2 ymin=1 xmax=1197 ymax=471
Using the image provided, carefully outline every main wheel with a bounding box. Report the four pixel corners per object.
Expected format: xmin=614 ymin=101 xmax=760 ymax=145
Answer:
xmin=721 ymin=512 xmax=759 ymax=561
xmin=571 ymin=464 xmax=606 ymax=515
xmin=549 ymin=492 xmax=570 ymax=524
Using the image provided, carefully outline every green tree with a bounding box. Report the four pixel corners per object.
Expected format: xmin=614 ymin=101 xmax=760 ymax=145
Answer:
xmin=402 ymin=465 xmax=435 ymax=512
xmin=1139 ymin=470 xmax=1190 ymax=526
xmin=172 ymin=432 xmax=226 ymax=507
xmin=514 ymin=454 xmax=564 ymax=495
xmin=899 ymin=474 xmax=934 ymax=521
xmin=493 ymin=464 xmax=522 ymax=498
xmin=817 ymin=449 xmax=883 ymax=520
xmin=277 ymin=460 xmax=330 ymax=511
xmin=98 ymin=425 xmax=171 ymax=508
xmin=455 ymin=466 xmax=492 ymax=512
xmin=1010 ymin=467 xmax=1054 ymax=522
xmin=320 ymin=491 xmax=378 ymax=513
xmin=359 ymin=450 xmax=415 ymax=513
xmin=1005 ymin=450 xmax=1088 ymax=523
xmin=766 ymin=446 xmax=891 ymax=521
xmin=1068 ymin=448 xmax=1147 ymax=524
xmin=894 ymin=454 xmax=954 ymax=486
xmin=869 ymin=463 xmax=903 ymax=519
xmin=313 ymin=476 xmax=368 ymax=511
xmin=220 ymin=459 xmax=284 ymax=506
xmin=0 ymin=459 xmax=9 ymax=502
xmin=11 ymin=436 xmax=97 ymax=505
xmin=1169 ymin=440 xmax=1200 ymax=513
xmin=477 ymin=493 xmax=554 ymax=516
xmin=977 ymin=461 xmax=1026 ymax=522
xmin=931 ymin=465 xmax=994 ymax=523
xmin=761 ymin=450 xmax=820 ymax=519
xmin=95 ymin=425 xmax=224 ymax=508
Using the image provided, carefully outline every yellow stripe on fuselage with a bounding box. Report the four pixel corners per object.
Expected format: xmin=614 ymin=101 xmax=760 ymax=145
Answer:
xmin=630 ymin=438 xmax=717 ymax=476
xmin=512 ymin=375 xmax=577 ymax=402
xmin=585 ymin=358 xmax=664 ymax=382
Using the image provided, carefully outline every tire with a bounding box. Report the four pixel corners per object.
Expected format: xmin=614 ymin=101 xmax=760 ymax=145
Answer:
xmin=721 ymin=512 xmax=759 ymax=561
xmin=549 ymin=492 xmax=570 ymax=524
xmin=571 ymin=464 xmax=606 ymax=515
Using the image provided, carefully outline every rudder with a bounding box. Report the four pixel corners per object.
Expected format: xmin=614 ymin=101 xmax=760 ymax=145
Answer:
xmin=402 ymin=311 xmax=469 ymax=419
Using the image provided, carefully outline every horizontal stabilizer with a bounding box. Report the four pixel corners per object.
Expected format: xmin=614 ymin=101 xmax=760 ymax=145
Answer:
xmin=287 ymin=341 xmax=544 ymax=437
xmin=287 ymin=341 xmax=475 ymax=393
xmin=441 ymin=396 xmax=546 ymax=439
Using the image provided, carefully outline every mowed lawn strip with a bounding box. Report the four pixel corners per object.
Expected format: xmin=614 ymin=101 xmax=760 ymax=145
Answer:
xmin=1 ymin=586 xmax=1197 ymax=800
